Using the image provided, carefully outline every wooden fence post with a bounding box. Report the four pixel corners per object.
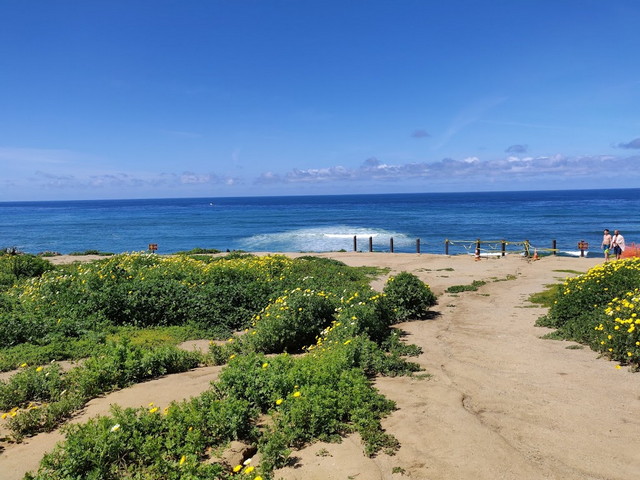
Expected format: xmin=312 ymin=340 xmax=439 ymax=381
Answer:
xmin=416 ymin=238 xmax=421 ymax=254
xmin=369 ymin=237 xmax=373 ymax=252
xmin=390 ymin=237 xmax=394 ymax=253
xmin=353 ymin=236 xmax=357 ymax=252
xmin=552 ymin=239 xmax=557 ymax=255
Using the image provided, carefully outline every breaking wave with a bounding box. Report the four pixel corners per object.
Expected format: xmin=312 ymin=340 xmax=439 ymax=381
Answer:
xmin=237 ymin=226 xmax=415 ymax=252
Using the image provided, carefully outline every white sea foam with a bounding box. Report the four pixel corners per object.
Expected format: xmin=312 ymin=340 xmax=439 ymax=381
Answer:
xmin=559 ymin=250 xmax=591 ymax=257
xmin=238 ymin=226 xmax=414 ymax=252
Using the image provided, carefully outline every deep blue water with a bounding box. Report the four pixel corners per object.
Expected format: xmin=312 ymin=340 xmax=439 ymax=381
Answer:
xmin=1 ymin=189 xmax=638 ymax=256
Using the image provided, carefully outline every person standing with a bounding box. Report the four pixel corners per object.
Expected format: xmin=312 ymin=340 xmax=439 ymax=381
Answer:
xmin=602 ymin=229 xmax=612 ymax=261
xmin=611 ymin=230 xmax=626 ymax=260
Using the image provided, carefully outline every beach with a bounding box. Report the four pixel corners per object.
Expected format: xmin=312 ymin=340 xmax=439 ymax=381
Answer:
xmin=2 ymin=252 xmax=639 ymax=479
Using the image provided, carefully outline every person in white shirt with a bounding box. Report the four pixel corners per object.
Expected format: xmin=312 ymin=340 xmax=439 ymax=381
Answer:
xmin=611 ymin=230 xmax=625 ymax=260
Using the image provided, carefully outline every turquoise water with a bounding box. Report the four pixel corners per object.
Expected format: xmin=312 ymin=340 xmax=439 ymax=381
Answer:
xmin=1 ymin=189 xmax=638 ymax=256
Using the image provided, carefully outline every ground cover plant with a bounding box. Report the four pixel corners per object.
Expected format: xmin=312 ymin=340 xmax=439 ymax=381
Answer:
xmin=0 ymin=253 xmax=54 ymax=289
xmin=1 ymin=253 xmax=386 ymax=367
xmin=1 ymin=339 xmax=201 ymax=439
xmin=445 ymin=280 xmax=486 ymax=293
xmin=0 ymin=253 xmax=438 ymax=479
xmin=539 ymin=257 xmax=640 ymax=367
xmin=0 ymin=253 xmax=295 ymax=367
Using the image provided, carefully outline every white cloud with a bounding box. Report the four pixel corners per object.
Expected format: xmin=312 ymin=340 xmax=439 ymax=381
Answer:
xmin=256 ymin=153 xmax=638 ymax=186
xmin=26 ymin=170 xmax=238 ymax=190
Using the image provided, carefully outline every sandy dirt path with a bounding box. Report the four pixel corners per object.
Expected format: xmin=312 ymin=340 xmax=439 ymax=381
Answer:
xmin=2 ymin=253 xmax=640 ymax=480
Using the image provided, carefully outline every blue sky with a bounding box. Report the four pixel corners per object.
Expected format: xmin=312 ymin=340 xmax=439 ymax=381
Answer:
xmin=2 ymin=0 xmax=640 ymax=201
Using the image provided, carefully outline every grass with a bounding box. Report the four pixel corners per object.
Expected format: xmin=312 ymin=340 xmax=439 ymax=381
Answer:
xmin=106 ymin=325 xmax=222 ymax=347
xmin=493 ymin=274 xmax=517 ymax=282
xmin=445 ymin=280 xmax=486 ymax=293
xmin=528 ymin=284 xmax=560 ymax=308
xmin=67 ymin=250 xmax=114 ymax=256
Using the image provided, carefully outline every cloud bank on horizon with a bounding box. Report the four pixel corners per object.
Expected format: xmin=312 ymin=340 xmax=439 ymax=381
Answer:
xmin=1 ymin=1 xmax=640 ymax=200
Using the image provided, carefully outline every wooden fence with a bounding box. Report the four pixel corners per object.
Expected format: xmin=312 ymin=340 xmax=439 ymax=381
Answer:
xmin=351 ymin=237 xmax=591 ymax=257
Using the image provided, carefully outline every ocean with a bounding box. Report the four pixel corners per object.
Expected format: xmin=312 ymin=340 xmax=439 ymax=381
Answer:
xmin=1 ymin=189 xmax=638 ymax=257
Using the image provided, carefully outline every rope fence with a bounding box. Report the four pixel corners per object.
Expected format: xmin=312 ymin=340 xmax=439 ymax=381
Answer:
xmin=351 ymin=236 xmax=591 ymax=257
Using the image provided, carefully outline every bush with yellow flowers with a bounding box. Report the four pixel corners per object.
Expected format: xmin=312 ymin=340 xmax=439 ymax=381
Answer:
xmin=594 ymin=289 xmax=640 ymax=366
xmin=540 ymin=258 xmax=640 ymax=345
xmin=382 ymin=272 xmax=437 ymax=322
xmin=246 ymin=288 xmax=338 ymax=354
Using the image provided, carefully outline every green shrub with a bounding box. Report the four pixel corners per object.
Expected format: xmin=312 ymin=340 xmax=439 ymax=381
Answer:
xmin=29 ymin=402 xmax=238 ymax=480
xmin=333 ymin=292 xmax=391 ymax=343
xmin=68 ymin=250 xmax=114 ymax=256
xmin=3 ymin=339 xmax=202 ymax=438
xmin=0 ymin=363 xmax=65 ymax=410
xmin=593 ymin=288 xmax=640 ymax=365
xmin=544 ymin=259 xmax=640 ymax=344
xmin=0 ymin=254 xmax=53 ymax=288
xmin=0 ymin=335 xmax=106 ymax=372
xmin=285 ymin=257 xmax=383 ymax=293
xmin=383 ymin=272 xmax=437 ymax=321
xmin=218 ymin=345 xmax=398 ymax=462
xmin=174 ymin=247 xmax=221 ymax=255
xmin=247 ymin=288 xmax=338 ymax=353
xmin=3 ymin=253 xmax=383 ymax=352
xmin=69 ymin=340 xmax=201 ymax=399
xmin=0 ymin=310 xmax=51 ymax=348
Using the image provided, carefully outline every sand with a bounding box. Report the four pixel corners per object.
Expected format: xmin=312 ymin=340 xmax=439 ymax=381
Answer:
xmin=2 ymin=252 xmax=639 ymax=480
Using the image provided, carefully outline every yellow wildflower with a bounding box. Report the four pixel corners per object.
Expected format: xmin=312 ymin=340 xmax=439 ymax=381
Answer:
xmin=276 ymin=398 xmax=283 ymax=405
xmin=233 ymin=464 xmax=243 ymax=472
xmin=293 ymin=391 xmax=301 ymax=398
xmin=179 ymin=455 xmax=187 ymax=465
